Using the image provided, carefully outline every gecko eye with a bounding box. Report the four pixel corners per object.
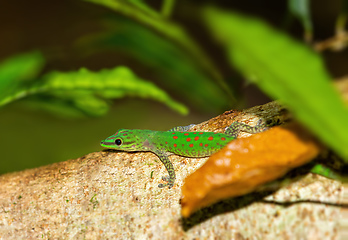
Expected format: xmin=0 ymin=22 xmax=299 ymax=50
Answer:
xmin=115 ymin=139 xmax=122 ymax=146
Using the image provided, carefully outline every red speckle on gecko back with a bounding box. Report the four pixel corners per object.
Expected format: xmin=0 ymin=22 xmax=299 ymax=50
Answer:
xmin=208 ymin=136 xmax=214 ymax=141
xmin=173 ymin=136 xmax=178 ymax=140
xmin=194 ymin=136 xmax=199 ymax=141
xmin=186 ymin=138 xmax=191 ymax=142
xmin=189 ymin=144 xmax=193 ymax=147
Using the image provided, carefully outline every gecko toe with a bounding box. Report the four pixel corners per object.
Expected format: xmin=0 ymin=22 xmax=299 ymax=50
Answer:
xmin=162 ymin=176 xmax=170 ymax=181
xmin=158 ymin=183 xmax=173 ymax=188
xmin=158 ymin=176 xmax=174 ymax=188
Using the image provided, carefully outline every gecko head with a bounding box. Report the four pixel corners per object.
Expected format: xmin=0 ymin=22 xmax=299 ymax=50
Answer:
xmin=100 ymin=129 xmax=147 ymax=151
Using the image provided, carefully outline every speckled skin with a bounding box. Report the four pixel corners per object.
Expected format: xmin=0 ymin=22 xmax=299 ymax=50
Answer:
xmin=101 ymin=121 xmax=268 ymax=188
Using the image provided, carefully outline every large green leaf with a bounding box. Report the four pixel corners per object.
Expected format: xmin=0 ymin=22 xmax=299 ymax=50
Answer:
xmin=204 ymin=7 xmax=348 ymax=160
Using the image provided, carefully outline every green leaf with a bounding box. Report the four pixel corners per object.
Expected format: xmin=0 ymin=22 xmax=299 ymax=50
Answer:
xmin=204 ymin=7 xmax=348 ymax=161
xmin=310 ymin=164 xmax=347 ymax=182
xmin=0 ymin=66 xmax=188 ymax=117
xmin=0 ymin=51 xmax=45 ymax=100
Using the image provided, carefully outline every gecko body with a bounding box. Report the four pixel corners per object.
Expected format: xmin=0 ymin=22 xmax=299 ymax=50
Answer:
xmin=101 ymin=121 xmax=271 ymax=188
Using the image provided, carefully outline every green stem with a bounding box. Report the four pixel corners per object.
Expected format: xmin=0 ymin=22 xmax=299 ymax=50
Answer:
xmin=335 ymin=13 xmax=347 ymax=35
xmin=161 ymin=0 xmax=175 ymax=18
xmin=0 ymin=85 xmax=47 ymax=106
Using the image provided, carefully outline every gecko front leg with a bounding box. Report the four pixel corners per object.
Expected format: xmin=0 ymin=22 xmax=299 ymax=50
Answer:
xmin=153 ymin=150 xmax=175 ymax=188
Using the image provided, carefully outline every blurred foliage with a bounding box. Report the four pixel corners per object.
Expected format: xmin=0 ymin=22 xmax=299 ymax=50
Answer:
xmin=204 ymin=6 xmax=348 ymax=161
xmin=76 ymin=17 xmax=229 ymax=112
xmin=85 ymin=0 xmax=230 ymax=96
xmin=0 ymin=52 xmax=188 ymax=117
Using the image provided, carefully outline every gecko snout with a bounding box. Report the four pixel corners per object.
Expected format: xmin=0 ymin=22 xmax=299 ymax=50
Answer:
xmin=100 ymin=140 xmax=107 ymax=146
xmin=100 ymin=139 xmax=115 ymax=147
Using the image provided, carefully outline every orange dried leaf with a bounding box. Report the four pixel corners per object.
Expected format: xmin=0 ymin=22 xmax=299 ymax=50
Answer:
xmin=181 ymin=123 xmax=322 ymax=217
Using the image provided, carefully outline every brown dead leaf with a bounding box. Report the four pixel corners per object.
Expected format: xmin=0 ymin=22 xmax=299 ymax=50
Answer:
xmin=181 ymin=122 xmax=323 ymax=217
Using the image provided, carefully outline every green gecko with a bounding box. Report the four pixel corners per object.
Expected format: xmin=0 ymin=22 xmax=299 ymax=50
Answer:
xmin=100 ymin=120 xmax=273 ymax=189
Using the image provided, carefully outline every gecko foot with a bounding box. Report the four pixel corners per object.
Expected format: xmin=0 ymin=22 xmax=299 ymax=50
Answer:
xmin=158 ymin=176 xmax=174 ymax=189
xmin=225 ymin=118 xmax=279 ymax=137
xmin=255 ymin=118 xmax=269 ymax=130
xmin=257 ymin=118 xmax=280 ymax=131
